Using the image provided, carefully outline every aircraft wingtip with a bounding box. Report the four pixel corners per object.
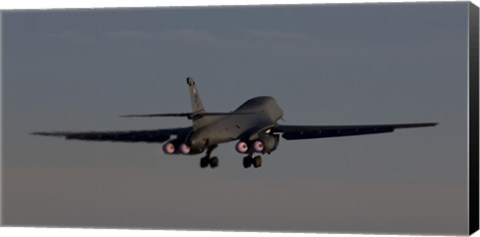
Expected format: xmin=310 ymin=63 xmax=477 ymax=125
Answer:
xmin=31 ymin=132 xmax=48 ymax=136
xmin=30 ymin=132 xmax=64 ymax=137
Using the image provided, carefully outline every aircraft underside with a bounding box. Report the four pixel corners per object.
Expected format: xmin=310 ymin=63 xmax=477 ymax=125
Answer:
xmin=162 ymin=133 xmax=280 ymax=169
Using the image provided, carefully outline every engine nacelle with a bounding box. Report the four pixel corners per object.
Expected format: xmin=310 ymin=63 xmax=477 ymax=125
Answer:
xmin=236 ymin=141 xmax=249 ymax=154
xmin=162 ymin=142 xmax=176 ymax=154
xmin=179 ymin=143 xmax=191 ymax=154
xmin=252 ymin=135 xmax=280 ymax=154
xmin=162 ymin=139 xmax=192 ymax=155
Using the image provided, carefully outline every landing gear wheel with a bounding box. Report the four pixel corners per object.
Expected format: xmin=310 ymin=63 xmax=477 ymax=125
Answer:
xmin=199 ymin=145 xmax=219 ymax=169
xmin=200 ymin=157 xmax=209 ymax=168
xmin=209 ymin=157 xmax=219 ymax=168
xmin=253 ymin=156 xmax=262 ymax=168
xmin=243 ymin=156 xmax=252 ymax=168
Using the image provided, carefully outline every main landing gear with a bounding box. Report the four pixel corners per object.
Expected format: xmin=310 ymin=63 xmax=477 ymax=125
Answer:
xmin=200 ymin=145 xmax=219 ymax=169
xmin=199 ymin=146 xmax=263 ymax=169
xmin=243 ymin=154 xmax=262 ymax=169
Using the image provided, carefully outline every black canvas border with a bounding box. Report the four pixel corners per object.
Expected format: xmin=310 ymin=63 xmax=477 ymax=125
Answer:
xmin=469 ymin=2 xmax=479 ymax=235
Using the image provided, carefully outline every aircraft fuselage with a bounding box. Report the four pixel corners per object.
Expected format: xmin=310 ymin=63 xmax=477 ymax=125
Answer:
xmin=188 ymin=96 xmax=283 ymax=151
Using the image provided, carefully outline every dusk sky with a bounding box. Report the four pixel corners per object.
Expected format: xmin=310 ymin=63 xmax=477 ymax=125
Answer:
xmin=2 ymin=2 xmax=471 ymax=235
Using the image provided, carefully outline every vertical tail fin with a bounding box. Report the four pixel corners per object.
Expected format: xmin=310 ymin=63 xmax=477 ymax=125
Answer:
xmin=187 ymin=77 xmax=205 ymax=113
xmin=186 ymin=77 xmax=211 ymax=130
xmin=121 ymin=77 xmax=233 ymax=131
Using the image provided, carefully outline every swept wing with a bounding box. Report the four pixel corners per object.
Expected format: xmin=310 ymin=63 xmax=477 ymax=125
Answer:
xmin=31 ymin=127 xmax=189 ymax=143
xmin=273 ymin=123 xmax=437 ymax=140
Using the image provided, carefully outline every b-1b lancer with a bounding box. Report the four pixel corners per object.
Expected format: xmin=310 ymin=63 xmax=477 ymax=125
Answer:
xmin=33 ymin=77 xmax=437 ymax=169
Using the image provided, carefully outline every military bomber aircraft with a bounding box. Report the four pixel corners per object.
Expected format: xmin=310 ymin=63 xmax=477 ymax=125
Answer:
xmin=33 ymin=77 xmax=437 ymax=169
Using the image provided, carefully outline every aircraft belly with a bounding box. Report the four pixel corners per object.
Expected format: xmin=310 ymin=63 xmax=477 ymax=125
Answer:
xmin=194 ymin=107 xmax=277 ymax=146
xmin=235 ymin=118 xmax=275 ymax=141
xmin=213 ymin=125 xmax=240 ymax=144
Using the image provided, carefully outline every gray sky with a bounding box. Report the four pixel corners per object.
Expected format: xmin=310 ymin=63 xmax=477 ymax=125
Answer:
xmin=2 ymin=2 xmax=470 ymax=235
